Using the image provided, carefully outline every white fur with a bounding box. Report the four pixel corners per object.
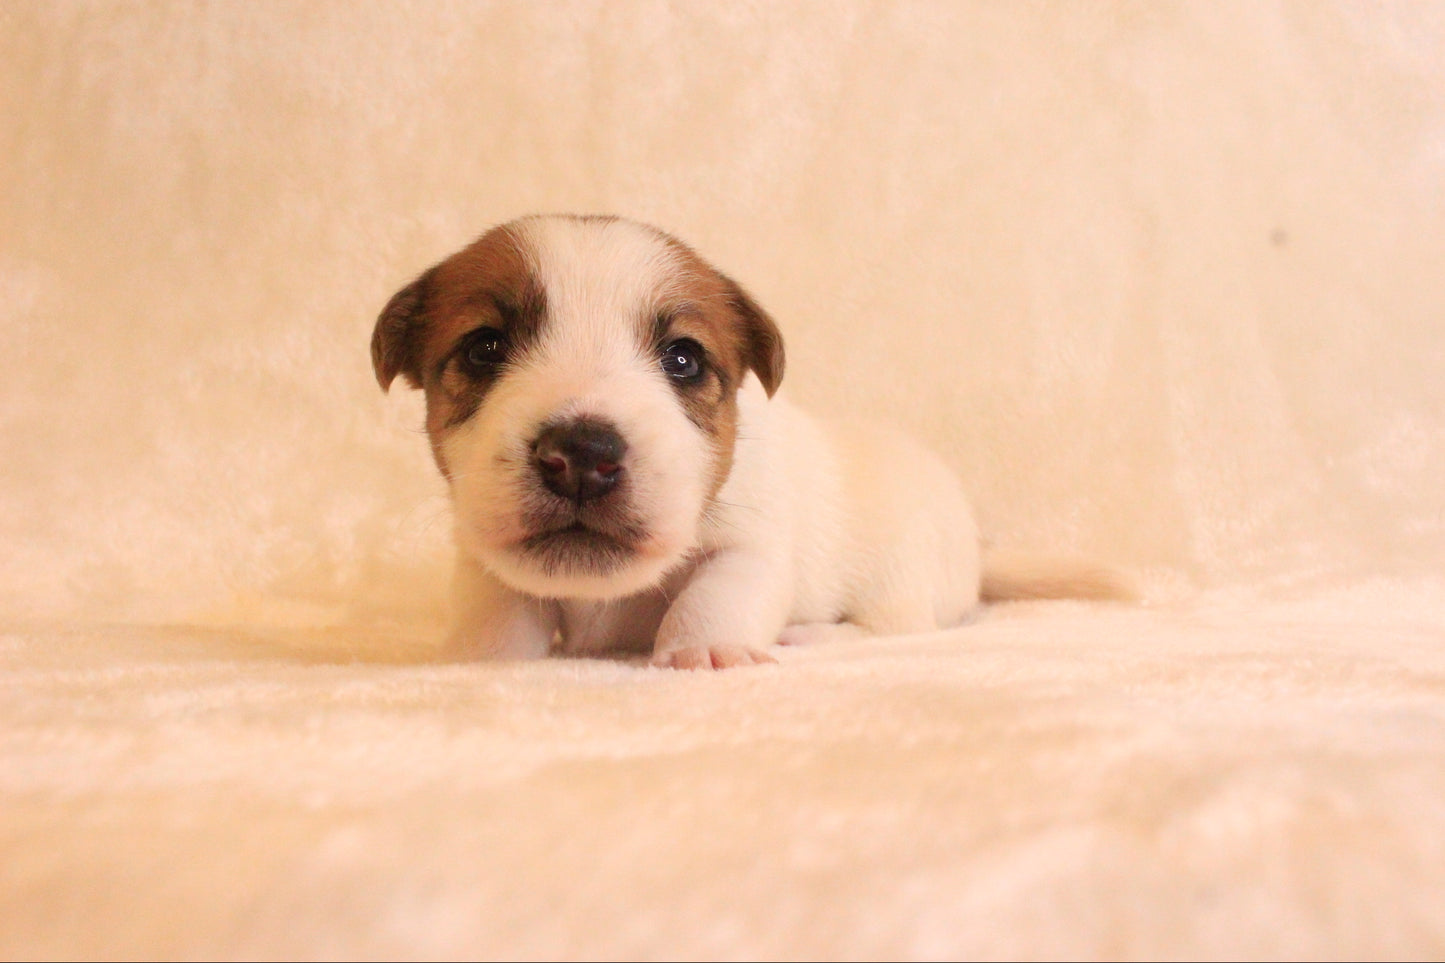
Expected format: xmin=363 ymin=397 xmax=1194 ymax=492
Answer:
xmin=440 ymin=217 xmax=984 ymax=669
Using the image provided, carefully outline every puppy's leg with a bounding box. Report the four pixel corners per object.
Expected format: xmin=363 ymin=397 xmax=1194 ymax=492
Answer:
xmin=846 ymin=569 xmax=942 ymax=637
xmin=444 ymin=556 xmax=559 ymax=661
xmin=842 ymin=520 xmax=982 ymax=637
xmin=651 ymin=550 xmax=787 ymax=670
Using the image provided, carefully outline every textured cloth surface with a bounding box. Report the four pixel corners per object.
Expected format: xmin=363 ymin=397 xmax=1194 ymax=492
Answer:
xmin=3 ymin=1 xmax=1445 ymax=958
xmin=5 ymin=588 xmax=1445 ymax=959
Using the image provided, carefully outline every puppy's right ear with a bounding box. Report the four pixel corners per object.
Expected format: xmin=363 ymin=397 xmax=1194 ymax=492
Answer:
xmin=371 ymin=268 xmax=435 ymax=391
xmin=724 ymin=277 xmax=786 ymax=397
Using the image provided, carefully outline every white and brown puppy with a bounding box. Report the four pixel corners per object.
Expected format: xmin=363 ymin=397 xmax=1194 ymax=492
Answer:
xmin=373 ymin=215 xmax=1060 ymax=669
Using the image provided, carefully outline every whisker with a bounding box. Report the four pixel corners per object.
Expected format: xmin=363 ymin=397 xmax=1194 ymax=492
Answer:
xmin=708 ymin=497 xmax=763 ymax=517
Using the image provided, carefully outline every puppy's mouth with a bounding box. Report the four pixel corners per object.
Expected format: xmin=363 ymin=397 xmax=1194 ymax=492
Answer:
xmin=523 ymin=520 xmax=631 ymax=553
xmin=516 ymin=516 xmax=646 ymax=578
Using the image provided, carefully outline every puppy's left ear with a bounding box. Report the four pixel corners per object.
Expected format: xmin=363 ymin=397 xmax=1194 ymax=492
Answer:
xmin=725 ymin=278 xmax=786 ymax=397
xmin=371 ymin=268 xmax=435 ymax=391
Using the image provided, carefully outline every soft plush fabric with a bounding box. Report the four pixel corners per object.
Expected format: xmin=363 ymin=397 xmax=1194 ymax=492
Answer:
xmin=3 ymin=1 xmax=1444 ymax=958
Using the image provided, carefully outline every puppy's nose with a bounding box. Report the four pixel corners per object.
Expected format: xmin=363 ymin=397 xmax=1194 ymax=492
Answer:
xmin=532 ymin=419 xmax=627 ymax=503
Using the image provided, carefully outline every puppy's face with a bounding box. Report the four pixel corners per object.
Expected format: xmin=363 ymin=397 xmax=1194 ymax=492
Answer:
xmin=372 ymin=215 xmax=784 ymax=599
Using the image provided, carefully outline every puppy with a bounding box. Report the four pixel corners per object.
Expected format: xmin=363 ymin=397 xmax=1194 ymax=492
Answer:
xmin=373 ymin=215 xmax=1106 ymax=669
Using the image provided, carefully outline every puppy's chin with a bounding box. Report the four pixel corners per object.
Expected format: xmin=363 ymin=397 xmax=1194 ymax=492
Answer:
xmin=465 ymin=525 xmax=689 ymax=601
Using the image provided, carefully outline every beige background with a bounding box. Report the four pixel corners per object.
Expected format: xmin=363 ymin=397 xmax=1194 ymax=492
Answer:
xmin=5 ymin=3 xmax=1445 ymax=958
xmin=5 ymin=1 xmax=1443 ymax=628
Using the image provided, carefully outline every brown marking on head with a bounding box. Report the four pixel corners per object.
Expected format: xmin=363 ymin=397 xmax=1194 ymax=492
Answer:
xmin=647 ymin=233 xmax=787 ymax=498
xmin=371 ymin=223 xmax=547 ymax=474
xmin=657 ymin=235 xmax=785 ymax=397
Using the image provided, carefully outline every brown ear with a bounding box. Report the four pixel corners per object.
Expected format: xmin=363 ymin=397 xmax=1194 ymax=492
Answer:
xmin=371 ymin=268 xmax=435 ymax=391
xmin=724 ymin=277 xmax=786 ymax=397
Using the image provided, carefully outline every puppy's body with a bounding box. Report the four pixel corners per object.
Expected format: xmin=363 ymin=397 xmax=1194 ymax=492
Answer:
xmin=374 ymin=215 xmax=984 ymax=669
xmin=467 ymin=383 xmax=982 ymax=665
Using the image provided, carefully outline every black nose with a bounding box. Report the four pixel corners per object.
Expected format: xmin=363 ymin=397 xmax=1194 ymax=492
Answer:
xmin=532 ymin=419 xmax=627 ymax=503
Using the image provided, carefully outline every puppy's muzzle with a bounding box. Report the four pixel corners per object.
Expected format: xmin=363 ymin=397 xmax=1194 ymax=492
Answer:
xmin=533 ymin=418 xmax=627 ymax=504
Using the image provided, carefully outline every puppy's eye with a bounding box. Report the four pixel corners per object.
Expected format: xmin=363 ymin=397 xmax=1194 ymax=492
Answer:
xmin=660 ymin=338 xmax=705 ymax=383
xmin=458 ymin=327 xmax=508 ymax=376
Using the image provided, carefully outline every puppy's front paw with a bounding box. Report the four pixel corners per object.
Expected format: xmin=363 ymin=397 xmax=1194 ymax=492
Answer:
xmin=652 ymin=644 xmax=778 ymax=671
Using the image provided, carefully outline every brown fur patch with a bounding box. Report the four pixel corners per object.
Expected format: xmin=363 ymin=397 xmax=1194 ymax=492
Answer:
xmin=656 ymin=235 xmax=786 ymax=397
xmin=649 ymin=233 xmax=787 ymax=498
xmin=371 ymin=223 xmax=547 ymax=474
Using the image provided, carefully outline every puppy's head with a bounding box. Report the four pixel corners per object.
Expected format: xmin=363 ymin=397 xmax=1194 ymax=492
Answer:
xmin=372 ymin=215 xmax=785 ymax=599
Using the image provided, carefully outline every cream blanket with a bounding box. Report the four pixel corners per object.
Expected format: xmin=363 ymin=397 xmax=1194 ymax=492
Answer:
xmin=5 ymin=587 xmax=1445 ymax=958
xmin=4 ymin=2 xmax=1444 ymax=957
